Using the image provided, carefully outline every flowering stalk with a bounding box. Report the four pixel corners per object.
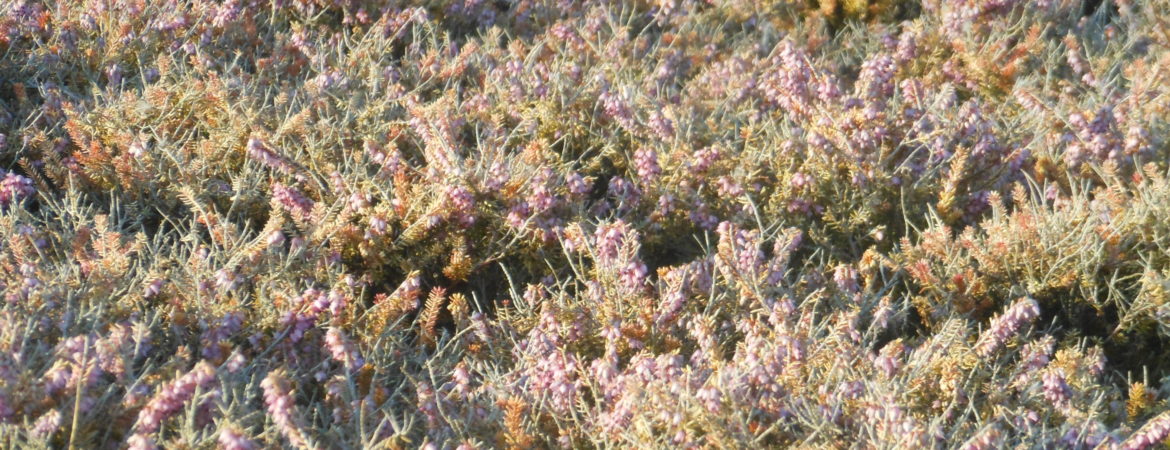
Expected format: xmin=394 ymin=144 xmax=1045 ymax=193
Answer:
xmin=261 ymin=370 xmax=312 ymax=449
xmin=976 ymin=297 xmax=1041 ymax=357
xmin=1122 ymin=411 xmax=1170 ymax=450
xmin=130 ymin=362 xmax=217 ymax=439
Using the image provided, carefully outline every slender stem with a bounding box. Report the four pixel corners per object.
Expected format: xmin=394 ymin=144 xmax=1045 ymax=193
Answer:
xmin=67 ymin=341 xmax=91 ymax=450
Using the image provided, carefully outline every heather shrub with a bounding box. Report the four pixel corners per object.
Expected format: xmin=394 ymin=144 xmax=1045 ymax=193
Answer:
xmin=1 ymin=0 xmax=1169 ymax=448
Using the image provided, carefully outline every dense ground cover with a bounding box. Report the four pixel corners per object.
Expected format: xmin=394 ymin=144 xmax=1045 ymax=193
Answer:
xmin=1 ymin=0 xmax=1169 ymax=448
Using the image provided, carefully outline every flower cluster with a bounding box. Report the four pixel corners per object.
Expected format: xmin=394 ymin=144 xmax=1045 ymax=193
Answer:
xmin=976 ymin=297 xmax=1042 ymax=357
xmin=131 ymin=362 xmax=217 ymax=440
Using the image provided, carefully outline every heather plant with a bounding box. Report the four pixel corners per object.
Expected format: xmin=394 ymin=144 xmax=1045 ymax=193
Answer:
xmin=1 ymin=0 xmax=1169 ymax=448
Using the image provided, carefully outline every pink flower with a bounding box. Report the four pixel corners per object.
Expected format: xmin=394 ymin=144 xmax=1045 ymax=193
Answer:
xmin=324 ymin=328 xmax=364 ymax=372
xmin=126 ymin=434 xmax=157 ymax=450
xmin=566 ymin=172 xmax=591 ymax=196
xmin=218 ymin=426 xmax=258 ymax=450
xmin=444 ymin=185 xmax=477 ymax=227
xmin=247 ymin=138 xmax=295 ymax=174
xmin=647 ymin=111 xmax=674 ymax=140
xmin=688 ymin=146 xmax=721 ymax=173
xmin=31 ymin=409 xmax=61 ymax=437
xmin=261 ymin=370 xmax=310 ymax=448
xmin=132 ymin=362 xmax=217 ymax=436
xmin=272 ymin=183 xmax=314 ymax=220
xmin=367 ymin=216 xmax=388 ymax=238
xmin=0 ymin=172 xmax=34 ymax=207
xmin=214 ymin=268 xmax=241 ymax=291
xmin=268 ymin=230 xmax=286 ymax=248
xmin=960 ymin=426 xmax=1001 ymax=450
xmin=1042 ymin=369 xmax=1072 ymax=407
xmin=143 ymin=279 xmax=165 ymax=299
xmin=452 ymin=363 xmax=472 ymax=395
xmin=791 ymin=172 xmax=813 ymax=190
xmin=976 ymin=297 xmax=1041 ymax=357
xmin=1122 ymin=411 xmax=1170 ymax=450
